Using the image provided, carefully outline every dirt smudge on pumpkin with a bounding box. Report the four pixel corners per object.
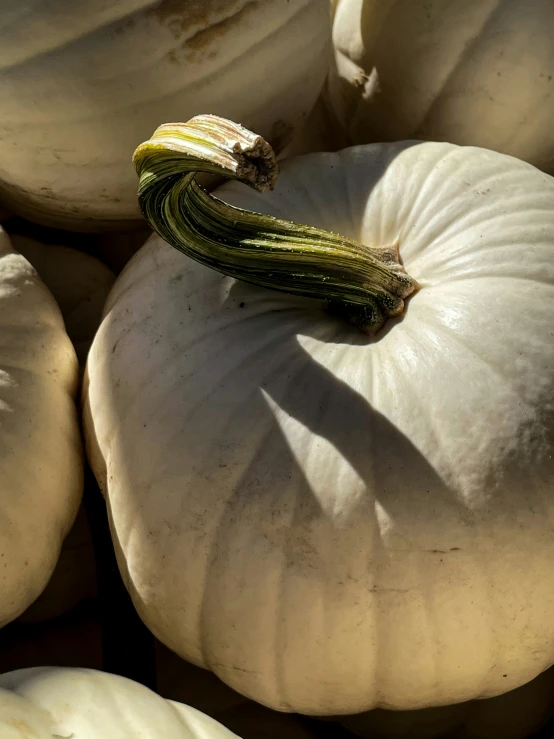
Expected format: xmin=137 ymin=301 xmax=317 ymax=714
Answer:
xmin=187 ymin=2 xmax=258 ymax=50
xmin=6 ymin=718 xmax=37 ymax=736
xmin=148 ymin=0 xmax=258 ymax=45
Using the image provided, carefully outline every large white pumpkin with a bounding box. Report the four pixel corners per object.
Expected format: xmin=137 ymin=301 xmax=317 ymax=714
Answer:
xmin=0 ymin=0 xmax=330 ymax=230
xmin=328 ymin=0 xmax=554 ymax=172
xmin=84 ymin=140 xmax=554 ymax=715
xmin=0 ymin=667 xmax=239 ymax=738
xmin=0 ymin=228 xmax=82 ymax=627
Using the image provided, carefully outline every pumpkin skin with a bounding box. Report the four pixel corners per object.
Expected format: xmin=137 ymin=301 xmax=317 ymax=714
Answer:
xmin=328 ymin=0 xmax=554 ymax=173
xmin=156 ymin=643 xmax=320 ymax=738
xmin=0 ymin=0 xmax=330 ymax=231
xmin=84 ymin=142 xmax=554 ymax=715
xmin=340 ymin=665 xmax=554 ymax=738
xmin=0 ymin=667 xmax=239 ymax=738
xmin=0 ymin=229 xmax=82 ymax=627
xmin=10 ymin=235 xmax=115 ymax=367
xmin=5 ymin=235 xmax=115 ymax=622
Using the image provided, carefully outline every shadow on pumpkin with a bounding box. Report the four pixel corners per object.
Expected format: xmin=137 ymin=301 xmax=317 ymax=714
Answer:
xmin=84 ymin=142 xmax=554 ymax=719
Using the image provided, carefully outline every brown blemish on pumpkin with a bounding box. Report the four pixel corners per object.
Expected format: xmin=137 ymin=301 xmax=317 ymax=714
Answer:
xmin=148 ymin=0 xmax=257 ymax=44
xmin=187 ymin=2 xmax=258 ymax=50
xmin=7 ymin=717 xmax=39 ymax=737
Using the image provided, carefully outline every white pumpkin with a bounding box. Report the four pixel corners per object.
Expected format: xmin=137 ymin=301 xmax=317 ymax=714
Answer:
xmin=340 ymin=666 xmax=554 ymax=739
xmin=0 ymin=667 xmax=239 ymax=738
xmin=9 ymin=235 xmax=115 ymax=367
xmin=5 ymin=235 xmax=115 ymax=622
xmin=156 ymin=644 xmax=320 ymax=738
xmin=328 ymin=0 xmax=554 ymax=172
xmin=17 ymin=505 xmax=96 ymax=624
xmin=0 ymin=0 xmax=330 ymax=230
xmin=0 ymin=228 xmax=82 ymax=627
xmin=84 ymin=140 xmax=554 ymax=715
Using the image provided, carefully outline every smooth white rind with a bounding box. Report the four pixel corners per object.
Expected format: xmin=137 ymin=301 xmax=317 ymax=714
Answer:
xmin=0 ymin=0 xmax=330 ymax=229
xmin=84 ymin=142 xmax=554 ymax=714
xmin=0 ymin=667 xmax=239 ymax=738
xmin=0 ymin=229 xmax=82 ymax=626
xmin=329 ymin=0 xmax=554 ymax=173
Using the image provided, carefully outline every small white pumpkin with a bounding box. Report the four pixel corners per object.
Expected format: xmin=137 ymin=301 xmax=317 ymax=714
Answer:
xmin=0 ymin=0 xmax=330 ymax=230
xmin=4 ymin=235 xmax=116 ymax=623
xmin=328 ymin=0 xmax=554 ymax=172
xmin=84 ymin=123 xmax=554 ymax=715
xmin=0 ymin=667 xmax=239 ymax=738
xmin=0 ymin=228 xmax=82 ymax=627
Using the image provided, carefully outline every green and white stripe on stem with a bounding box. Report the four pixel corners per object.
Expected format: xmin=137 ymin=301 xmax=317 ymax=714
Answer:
xmin=133 ymin=114 xmax=418 ymax=335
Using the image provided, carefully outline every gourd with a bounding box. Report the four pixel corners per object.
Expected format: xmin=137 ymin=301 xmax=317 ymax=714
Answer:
xmin=328 ymin=0 xmax=554 ymax=173
xmin=0 ymin=0 xmax=331 ymax=231
xmin=0 ymin=667 xmax=239 ymax=738
xmin=6 ymin=235 xmax=115 ymax=622
xmin=83 ymin=116 xmax=554 ymax=715
xmin=0 ymin=228 xmax=82 ymax=627
xmin=339 ymin=666 xmax=554 ymax=738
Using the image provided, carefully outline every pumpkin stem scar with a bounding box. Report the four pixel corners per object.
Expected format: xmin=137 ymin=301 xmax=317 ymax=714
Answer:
xmin=132 ymin=114 xmax=419 ymax=335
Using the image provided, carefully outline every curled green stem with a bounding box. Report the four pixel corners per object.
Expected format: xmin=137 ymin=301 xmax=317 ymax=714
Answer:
xmin=133 ymin=114 xmax=418 ymax=335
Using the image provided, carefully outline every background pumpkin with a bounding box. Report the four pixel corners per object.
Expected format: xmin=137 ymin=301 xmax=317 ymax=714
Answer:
xmin=0 ymin=667 xmax=240 ymax=738
xmin=0 ymin=228 xmax=82 ymax=627
xmin=0 ymin=0 xmax=330 ymax=230
xmin=328 ymin=0 xmax=554 ymax=172
xmin=3 ymin=235 xmax=116 ymax=623
xmin=84 ymin=134 xmax=554 ymax=715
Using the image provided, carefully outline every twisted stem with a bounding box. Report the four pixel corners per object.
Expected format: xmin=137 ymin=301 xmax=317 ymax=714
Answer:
xmin=133 ymin=114 xmax=418 ymax=334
